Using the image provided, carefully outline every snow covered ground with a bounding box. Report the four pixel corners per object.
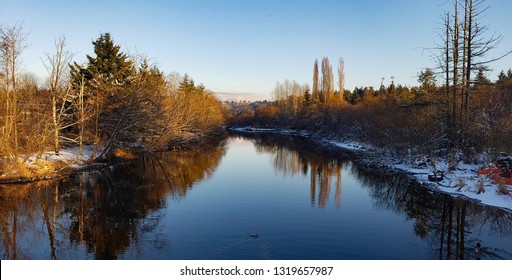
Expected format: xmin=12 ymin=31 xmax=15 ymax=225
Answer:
xmin=26 ymin=145 xmax=96 ymax=168
xmin=1 ymin=145 xmax=98 ymax=180
xmin=231 ymin=126 xmax=512 ymax=212
xmin=391 ymin=158 xmax=512 ymax=212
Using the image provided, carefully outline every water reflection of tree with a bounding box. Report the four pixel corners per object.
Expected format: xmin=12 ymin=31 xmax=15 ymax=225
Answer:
xmin=0 ymin=139 xmax=226 ymax=259
xmin=65 ymin=140 xmax=226 ymax=259
xmin=0 ymin=185 xmax=30 ymax=259
xmin=0 ymin=181 xmax=68 ymax=259
xmin=350 ymin=165 xmax=512 ymax=260
xmin=235 ymin=132 xmax=512 ymax=259
xmin=241 ymin=134 xmax=344 ymax=209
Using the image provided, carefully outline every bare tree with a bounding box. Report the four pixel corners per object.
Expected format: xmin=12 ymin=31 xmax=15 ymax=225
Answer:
xmin=0 ymin=23 xmax=29 ymax=161
xmin=461 ymin=0 xmax=511 ymax=122
xmin=312 ymin=59 xmax=319 ymax=104
xmin=433 ymin=0 xmax=511 ymax=146
xmin=166 ymin=71 xmax=183 ymax=95
xmin=42 ymin=35 xmax=74 ymax=155
xmin=321 ymin=57 xmax=333 ymax=104
xmin=78 ymin=76 xmax=85 ymax=156
xmin=461 ymin=0 xmax=469 ymax=123
xmin=338 ymin=57 xmax=345 ymax=104
xmin=443 ymin=11 xmax=453 ymax=140
xmin=452 ymin=0 xmax=460 ymax=137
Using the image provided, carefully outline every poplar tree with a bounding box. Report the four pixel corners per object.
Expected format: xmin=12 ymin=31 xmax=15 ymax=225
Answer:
xmin=312 ymin=59 xmax=319 ymax=104
xmin=321 ymin=57 xmax=333 ymax=104
xmin=337 ymin=57 xmax=345 ymax=104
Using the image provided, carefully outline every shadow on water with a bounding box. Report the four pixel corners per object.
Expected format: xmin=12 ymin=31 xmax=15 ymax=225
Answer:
xmin=0 ymin=138 xmax=227 ymax=259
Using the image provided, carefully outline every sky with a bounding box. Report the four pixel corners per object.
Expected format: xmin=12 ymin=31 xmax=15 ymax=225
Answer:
xmin=1 ymin=0 xmax=511 ymax=101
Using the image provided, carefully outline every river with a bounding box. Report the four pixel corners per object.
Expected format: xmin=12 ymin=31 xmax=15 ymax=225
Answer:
xmin=1 ymin=133 xmax=511 ymax=260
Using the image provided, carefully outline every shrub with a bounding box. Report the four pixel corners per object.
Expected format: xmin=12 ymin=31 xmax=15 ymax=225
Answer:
xmin=476 ymin=177 xmax=485 ymax=194
xmin=497 ymin=180 xmax=509 ymax=195
xmin=457 ymin=178 xmax=465 ymax=191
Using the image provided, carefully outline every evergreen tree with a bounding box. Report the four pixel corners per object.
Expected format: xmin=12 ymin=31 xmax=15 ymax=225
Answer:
xmin=302 ymin=88 xmax=311 ymax=107
xmin=138 ymin=58 xmax=165 ymax=89
xmin=387 ymin=81 xmax=397 ymax=96
xmin=378 ymin=84 xmax=388 ymax=96
xmin=68 ymin=33 xmax=139 ymax=158
xmin=70 ymin=33 xmax=134 ymax=91
xmin=178 ymin=74 xmax=196 ymax=94
xmin=496 ymin=69 xmax=512 ymax=86
xmin=474 ymin=67 xmax=490 ymax=86
xmin=417 ymin=68 xmax=436 ymax=94
xmin=88 ymin=33 xmax=133 ymax=87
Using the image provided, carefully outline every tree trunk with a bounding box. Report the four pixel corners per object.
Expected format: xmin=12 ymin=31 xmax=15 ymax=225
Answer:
xmin=452 ymin=0 xmax=459 ymax=142
xmin=79 ymin=77 xmax=85 ymax=156
xmin=461 ymin=0 xmax=468 ymax=125
xmin=9 ymin=45 xmax=19 ymax=162
xmin=464 ymin=0 xmax=473 ymax=123
xmin=52 ymin=91 xmax=59 ymax=155
xmin=444 ymin=12 xmax=453 ymax=143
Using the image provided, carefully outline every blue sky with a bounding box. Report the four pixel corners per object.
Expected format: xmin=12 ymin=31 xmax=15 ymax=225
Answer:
xmin=1 ymin=0 xmax=511 ymax=101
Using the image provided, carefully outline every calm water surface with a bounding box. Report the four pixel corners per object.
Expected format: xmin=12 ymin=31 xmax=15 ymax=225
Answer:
xmin=1 ymin=134 xmax=511 ymax=259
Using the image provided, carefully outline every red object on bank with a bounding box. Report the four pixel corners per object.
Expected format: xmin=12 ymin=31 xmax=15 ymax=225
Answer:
xmin=478 ymin=154 xmax=512 ymax=185
xmin=478 ymin=168 xmax=512 ymax=185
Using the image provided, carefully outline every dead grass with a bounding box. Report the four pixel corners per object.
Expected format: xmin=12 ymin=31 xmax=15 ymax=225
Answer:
xmin=476 ymin=177 xmax=485 ymax=194
xmin=497 ymin=179 xmax=509 ymax=195
xmin=448 ymin=155 xmax=458 ymax=171
xmin=457 ymin=178 xmax=465 ymax=192
xmin=113 ymin=147 xmax=136 ymax=159
xmin=0 ymin=158 xmax=61 ymax=181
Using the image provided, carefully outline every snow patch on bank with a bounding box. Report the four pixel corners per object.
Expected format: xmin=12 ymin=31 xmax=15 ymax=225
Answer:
xmin=26 ymin=145 xmax=97 ymax=168
xmin=322 ymin=138 xmax=367 ymax=152
xmin=231 ymin=126 xmax=308 ymax=136
xmin=1 ymin=145 xmax=100 ymax=181
xmin=392 ymin=159 xmax=512 ymax=212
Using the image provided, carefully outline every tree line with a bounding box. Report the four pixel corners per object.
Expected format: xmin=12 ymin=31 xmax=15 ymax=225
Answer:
xmin=0 ymin=27 xmax=225 ymax=175
xmin=2 ymin=0 xmax=510 ymax=176
xmin=228 ymin=61 xmax=511 ymax=159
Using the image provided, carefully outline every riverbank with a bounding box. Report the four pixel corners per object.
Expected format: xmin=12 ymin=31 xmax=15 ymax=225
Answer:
xmin=0 ymin=145 xmax=102 ymax=184
xmin=230 ymin=126 xmax=512 ymax=212
xmin=0 ymin=131 xmax=227 ymax=184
